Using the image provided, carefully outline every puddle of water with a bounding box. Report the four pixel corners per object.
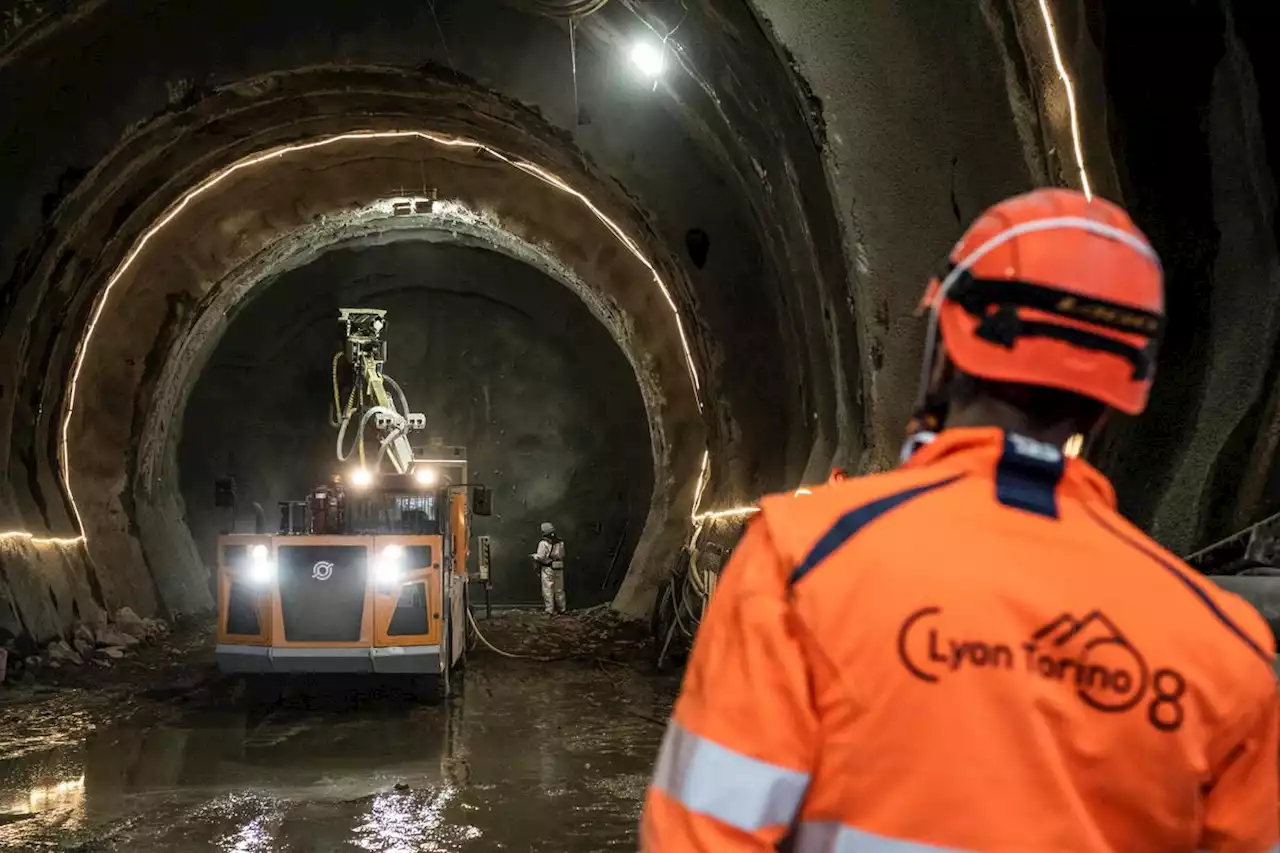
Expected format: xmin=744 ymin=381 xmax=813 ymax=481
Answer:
xmin=0 ymin=663 xmax=676 ymax=851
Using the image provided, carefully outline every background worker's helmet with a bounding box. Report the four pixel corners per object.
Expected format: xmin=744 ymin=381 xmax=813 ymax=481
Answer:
xmin=541 ymin=522 xmax=555 ymax=535
xmin=919 ymin=188 xmax=1164 ymax=415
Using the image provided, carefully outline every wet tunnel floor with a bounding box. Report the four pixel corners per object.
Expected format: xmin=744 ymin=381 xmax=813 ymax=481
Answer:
xmin=0 ymin=657 xmax=678 ymax=851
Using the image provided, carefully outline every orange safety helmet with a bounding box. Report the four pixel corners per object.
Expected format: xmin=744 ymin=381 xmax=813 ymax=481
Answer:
xmin=918 ymin=188 xmax=1164 ymax=416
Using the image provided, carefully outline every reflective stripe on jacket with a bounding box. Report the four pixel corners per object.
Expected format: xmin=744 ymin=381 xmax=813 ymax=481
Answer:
xmin=641 ymin=427 xmax=1279 ymax=853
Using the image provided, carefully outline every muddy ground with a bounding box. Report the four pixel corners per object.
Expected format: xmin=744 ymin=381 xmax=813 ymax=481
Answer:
xmin=0 ymin=609 xmax=679 ymax=852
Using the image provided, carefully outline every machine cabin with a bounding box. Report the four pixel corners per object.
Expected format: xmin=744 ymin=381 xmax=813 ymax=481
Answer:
xmin=215 ymin=456 xmax=476 ymax=683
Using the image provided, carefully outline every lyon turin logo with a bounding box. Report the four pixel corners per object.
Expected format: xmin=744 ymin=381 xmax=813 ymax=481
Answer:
xmin=896 ymin=606 xmax=1187 ymax=731
xmin=311 ymin=561 xmax=335 ymax=581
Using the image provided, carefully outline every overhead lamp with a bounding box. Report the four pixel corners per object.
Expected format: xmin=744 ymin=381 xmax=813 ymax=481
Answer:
xmin=351 ymin=467 xmax=374 ymax=488
xmin=414 ymin=467 xmax=438 ymax=487
xmin=630 ymin=40 xmax=666 ymax=79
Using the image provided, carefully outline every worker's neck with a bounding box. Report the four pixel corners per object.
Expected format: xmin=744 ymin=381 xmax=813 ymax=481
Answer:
xmin=943 ymin=399 xmax=1077 ymax=449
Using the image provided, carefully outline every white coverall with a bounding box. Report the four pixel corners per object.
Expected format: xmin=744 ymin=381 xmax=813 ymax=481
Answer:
xmin=535 ymin=537 xmax=567 ymax=614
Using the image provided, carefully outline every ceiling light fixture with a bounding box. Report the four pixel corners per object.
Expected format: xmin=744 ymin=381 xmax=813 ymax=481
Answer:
xmin=630 ymin=40 xmax=667 ymax=79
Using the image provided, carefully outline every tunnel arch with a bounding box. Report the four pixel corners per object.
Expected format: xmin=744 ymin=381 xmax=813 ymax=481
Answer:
xmin=177 ymin=239 xmax=656 ymax=608
xmin=2 ymin=0 xmax=868 ymax=641
xmin=58 ymin=123 xmax=708 ymax=619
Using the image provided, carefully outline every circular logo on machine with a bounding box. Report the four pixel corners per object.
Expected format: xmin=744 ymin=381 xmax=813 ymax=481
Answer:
xmin=311 ymin=561 xmax=335 ymax=581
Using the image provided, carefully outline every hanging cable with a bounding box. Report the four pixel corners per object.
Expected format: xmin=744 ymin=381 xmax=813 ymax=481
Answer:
xmin=426 ymin=0 xmax=461 ymax=82
xmin=569 ymin=17 xmax=580 ymax=126
xmin=505 ymin=0 xmax=611 ymax=18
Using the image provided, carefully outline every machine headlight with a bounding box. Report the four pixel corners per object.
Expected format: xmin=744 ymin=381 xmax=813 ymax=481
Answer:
xmin=351 ymin=467 xmax=373 ymax=488
xmin=376 ymin=544 xmax=405 ymax=585
xmin=247 ymin=544 xmax=275 ymax=584
xmin=249 ymin=559 xmax=276 ymax=585
xmin=413 ymin=467 xmax=437 ymax=486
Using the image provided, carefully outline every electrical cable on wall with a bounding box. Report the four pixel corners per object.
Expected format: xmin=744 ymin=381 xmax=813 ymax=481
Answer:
xmin=505 ymin=0 xmax=611 ymax=18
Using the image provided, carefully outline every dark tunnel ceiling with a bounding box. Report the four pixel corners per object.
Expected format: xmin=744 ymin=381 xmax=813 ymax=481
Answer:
xmin=182 ymin=241 xmax=653 ymax=609
xmin=1 ymin=0 xmax=1280 ymax=642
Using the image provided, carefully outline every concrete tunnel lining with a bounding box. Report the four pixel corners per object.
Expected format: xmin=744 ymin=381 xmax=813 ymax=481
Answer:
xmin=64 ymin=129 xmax=707 ymax=619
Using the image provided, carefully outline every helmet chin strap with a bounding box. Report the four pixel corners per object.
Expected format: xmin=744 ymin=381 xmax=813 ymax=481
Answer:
xmin=901 ymin=349 xmax=952 ymax=464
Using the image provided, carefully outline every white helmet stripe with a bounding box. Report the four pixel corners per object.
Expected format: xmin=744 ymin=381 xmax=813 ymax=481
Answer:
xmin=915 ymin=216 xmax=1161 ymax=410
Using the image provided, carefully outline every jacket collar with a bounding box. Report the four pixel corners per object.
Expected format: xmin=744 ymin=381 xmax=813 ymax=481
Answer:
xmin=901 ymin=427 xmax=1117 ymax=510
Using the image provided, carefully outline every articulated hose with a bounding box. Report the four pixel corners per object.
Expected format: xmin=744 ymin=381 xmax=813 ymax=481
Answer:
xmin=382 ymin=374 xmax=411 ymax=424
xmin=337 ymin=405 xmax=404 ymax=464
xmin=330 ymin=352 xmax=358 ymax=424
xmin=375 ymin=426 xmax=408 ymax=471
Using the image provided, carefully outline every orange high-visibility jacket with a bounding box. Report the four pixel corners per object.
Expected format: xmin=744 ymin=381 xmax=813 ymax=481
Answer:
xmin=643 ymin=428 xmax=1278 ymax=853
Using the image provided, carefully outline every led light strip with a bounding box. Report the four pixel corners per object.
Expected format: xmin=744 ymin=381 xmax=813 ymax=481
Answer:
xmin=14 ymin=129 xmax=706 ymax=549
xmin=0 ymin=531 xmax=86 ymax=545
xmin=1037 ymin=0 xmax=1092 ymax=200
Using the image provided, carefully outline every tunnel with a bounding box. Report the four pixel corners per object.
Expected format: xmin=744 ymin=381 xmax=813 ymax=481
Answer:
xmin=1 ymin=0 xmax=1279 ymax=648
xmin=4 ymin=0 xmax=1280 ymax=848
xmin=181 ymin=240 xmax=654 ymax=609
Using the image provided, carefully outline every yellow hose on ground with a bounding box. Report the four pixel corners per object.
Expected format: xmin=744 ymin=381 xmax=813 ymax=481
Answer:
xmin=466 ymin=609 xmax=558 ymax=661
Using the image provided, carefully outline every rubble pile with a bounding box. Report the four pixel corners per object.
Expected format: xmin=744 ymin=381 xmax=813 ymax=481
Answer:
xmin=473 ymin=606 xmax=653 ymax=664
xmin=2 ymin=607 xmax=170 ymax=685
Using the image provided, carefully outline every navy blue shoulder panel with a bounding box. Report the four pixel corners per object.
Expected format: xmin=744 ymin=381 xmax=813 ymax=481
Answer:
xmin=789 ymin=475 xmax=965 ymax=586
xmin=1085 ymin=505 xmax=1274 ymax=667
xmin=995 ymin=433 xmax=1065 ymax=519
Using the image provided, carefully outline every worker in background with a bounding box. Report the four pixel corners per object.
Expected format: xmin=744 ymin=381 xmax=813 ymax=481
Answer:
xmin=533 ymin=521 xmax=567 ymax=616
xmin=641 ymin=188 xmax=1278 ymax=852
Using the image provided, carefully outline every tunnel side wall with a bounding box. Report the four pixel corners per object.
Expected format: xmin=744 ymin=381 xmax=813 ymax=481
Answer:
xmin=752 ymin=0 xmax=1280 ymax=558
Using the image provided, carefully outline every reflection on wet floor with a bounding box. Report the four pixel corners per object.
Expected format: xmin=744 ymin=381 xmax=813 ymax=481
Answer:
xmin=0 ymin=661 xmax=676 ymax=851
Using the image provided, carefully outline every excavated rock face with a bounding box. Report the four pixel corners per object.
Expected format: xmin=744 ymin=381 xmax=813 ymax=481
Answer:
xmin=180 ymin=241 xmax=653 ymax=608
xmin=1086 ymin=0 xmax=1280 ymax=552
xmin=0 ymin=0 xmax=1277 ymax=644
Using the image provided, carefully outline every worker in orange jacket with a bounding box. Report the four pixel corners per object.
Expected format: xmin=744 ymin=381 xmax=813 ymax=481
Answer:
xmin=642 ymin=188 xmax=1278 ymax=852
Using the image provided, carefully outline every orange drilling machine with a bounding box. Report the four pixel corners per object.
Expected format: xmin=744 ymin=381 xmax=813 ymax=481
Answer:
xmin=214 ymin=308 xmax=492 ymax=696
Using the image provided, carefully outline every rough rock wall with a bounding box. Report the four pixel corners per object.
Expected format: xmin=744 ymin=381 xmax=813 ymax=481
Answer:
xmin=180 ymin=242 xmax=652 ymax=608
xmin=752 ymin=0 xmax=1280 ymax=558
xmin=748 ymin=0 xmax=1037 ymax=472
xmin=1089 ymin=0 xmax=1280 ymax=554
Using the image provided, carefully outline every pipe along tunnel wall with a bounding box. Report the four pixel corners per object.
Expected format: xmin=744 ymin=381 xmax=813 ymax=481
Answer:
xmin=3 ymin=0 xmax=1280 ymax=645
